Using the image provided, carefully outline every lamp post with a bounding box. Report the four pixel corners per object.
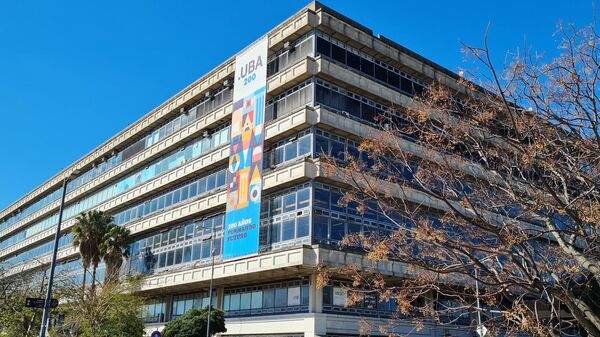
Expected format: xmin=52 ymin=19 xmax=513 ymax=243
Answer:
xmin=39 ymin=170 xmax=78 ymax=337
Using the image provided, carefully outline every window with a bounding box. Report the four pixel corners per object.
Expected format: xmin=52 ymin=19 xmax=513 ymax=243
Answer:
xmin=263 ymin=289 xmax=275 ymax=308
xmin=201 ymin=240 xmax=211 ymax=258
xmin=331 ymin=219 xmax=345 ymax=241
xmin=314 ymin=188 xmax=330 ymax=209
xmin=374 ymin=64 xmax=387 ymax=82
xmin=166 ymin=251 xmax=174 ymax=266
xmin=192 ymin=243 xmax=201 ymax=260
xmin=283 ymin=193 xmax=296 ymax=213
xmin=346 ymin=52 xmax=361 ymax=71
xmin=270 ymin=222 xmax=281 ymax=243
xmin=298 ymin=136 xmax=311 ymax=156
xmin=297 ymin=188 xmax=310 ymax=209
xmin=174 ymin=248 xmax=183 ymax=264
xmin=360 ymin=58 xmax=374 ymax=77
xmin=240 ymin=293 xmax=251 ymax=310
xmin=316 ymin=37 xmax=331 ymax=57
xmin=284 ymin=142 xmax=297 ymax=162
xmin=229 ymin=294 xmax=241 ymax=311
xmin=313 ymin=215 xmax=329 ymax=240
xmin=297 ymin=216 xmax=310 ymax=238
xmin=275 ymin=288 xmax=288 ymax=307
xmin=282 ymin=219 xmax=295 ymax=241
xmin=158 ymin=253 xmax=166 ymax=268
xmin=331 ymin=44 xmax=346 ymax=63
xmin=183 ymin=246 xmax=192 ymax=262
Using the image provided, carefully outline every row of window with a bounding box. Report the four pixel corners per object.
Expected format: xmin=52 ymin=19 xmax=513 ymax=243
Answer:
xmin=0 ymin=126 xmax=230 ymax=256
xmin=322 ymin=284 xmax=399 ymax=317
xmin=312 ymin=182 xmax=408 ymax=245
xmin=0 ymin=232 xmax=73 ymax=269
xmin=113 ymin=168 xmax=227 ymax=226
xmin=223 ymin=280 xmax=309 ymax=316
xmin=171 ymin=291 xmax=216 ymax=319
xmin=315 ymin=79 xmax=392 ymax=127
xmin=264 ymin=129 xmax=312 ymax=168
xmin=0 ymin=188 xmax=63 ymax=233
xmin=1 ymin=28 xmax=422 ymax=239
xmin=316 ymin=32 xmax=425 ymax=97
xmin=0 ymin=84 xmax=233 ymax=233
xmin=128 ymin=214 xmax=224 ymax=275
xmin=128 ymin=184 xmax=314 ymax=275
xmin=265 ymin=79 xmax=313 ymax=122
xmin=266 ymin=34 xmax=315 ymax=77
xmin=143 ymin=280 xmax=308 ymax=323
xmin=1 ymin=80 xmax=323 ymax=267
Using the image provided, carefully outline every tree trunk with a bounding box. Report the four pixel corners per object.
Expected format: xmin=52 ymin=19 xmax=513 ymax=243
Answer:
xmin=91 ymin=265 xmax=97 ymax=294
xmin=81 ymin=266 xmax=87 ymax=294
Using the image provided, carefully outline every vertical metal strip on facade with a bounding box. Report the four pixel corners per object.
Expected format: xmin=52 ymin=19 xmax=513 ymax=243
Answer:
xmin=223 ymin=37 xmax=268 ymax=261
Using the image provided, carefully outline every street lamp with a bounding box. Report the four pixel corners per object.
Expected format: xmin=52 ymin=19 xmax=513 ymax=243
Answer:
xmin=39 ymin=169 xmax=79 ymax=337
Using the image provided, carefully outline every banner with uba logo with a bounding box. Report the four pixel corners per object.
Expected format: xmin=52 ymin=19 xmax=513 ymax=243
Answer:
xmin=223 ymin=37 xmax=268 ymax=261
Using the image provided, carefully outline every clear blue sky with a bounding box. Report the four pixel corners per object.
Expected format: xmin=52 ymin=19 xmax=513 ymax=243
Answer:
xmin=0 ymin=0 xmax=595 ymax=210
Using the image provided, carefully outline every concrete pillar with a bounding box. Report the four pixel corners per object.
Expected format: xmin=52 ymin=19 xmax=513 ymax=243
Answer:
xmin=164 ymin=294 xmax=173 ymax=322
xmin=308 ymin=273 xmax=323 ymax=313
xmin=216 ymin=287 xmax=225 ymax=310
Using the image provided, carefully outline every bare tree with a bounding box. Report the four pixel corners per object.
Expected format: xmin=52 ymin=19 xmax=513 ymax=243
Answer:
xmin=323 ymin=21 xmax=600 ymax=336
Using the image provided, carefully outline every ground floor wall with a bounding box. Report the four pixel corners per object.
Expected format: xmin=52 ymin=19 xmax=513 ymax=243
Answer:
xmin=144 ymin=313 xmax=472 ymax=337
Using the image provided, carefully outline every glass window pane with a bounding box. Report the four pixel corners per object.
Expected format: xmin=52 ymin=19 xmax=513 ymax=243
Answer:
xmin=283 ymin=193 xmax=296 ymax=213
xmin=316 ymin=37 xmax=331 ymax=57
xmin=192 ymin=243 xmax=201 ymax=260
xmin=313 ymin=215 xmax=329 ymax=240
xmin=183 ymin=246 xmax=192 ymax=262
xmin=361 ymin=58 xmax=374 ymax=77
xmin=201 ymin=240 xmax=211 ymax=258
xmin=189 ymin=183 xmax=197 ymax=198
xmin=347 ymin=52 xmax=361 ymax=71
xmin=331 ymin=44 xmax=346 ymax=64
xmin=298 ymin=136 xmax=311 ymax=156
xmin=284 ymin=142 xmax=297 ymax=162
xmin=229 ymin=293 xmax=240 ymax=311
xmin=331 ymin=219 xmax=345 ymax=241
xmin=297 ymin=188 xmax=310 ymax=209
xmin=275 ymin=288 xmax=288 ymax=307
xmin=297 ymin=216 xmax=309 ymax=238
xmin=270 ymin=222 xmax=281 ymax=243
xmin=166 ymin=251 xmax=174 ymax=266
xmin=174 ymin=248 xmax=183 ymax=264
xmin=251 ymin=291 xmax=263 ymax=309
xmin=240 ymin=293 xmax=251 ymax=310
xmin=263 ymin=289 xmax=275 ymax=308
xmin=282 ymin=219 xmax=295 ymax=241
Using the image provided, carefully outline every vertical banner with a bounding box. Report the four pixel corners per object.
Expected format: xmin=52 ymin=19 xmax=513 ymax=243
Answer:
xmin=223 ymin=37 xmax=268 ymax=261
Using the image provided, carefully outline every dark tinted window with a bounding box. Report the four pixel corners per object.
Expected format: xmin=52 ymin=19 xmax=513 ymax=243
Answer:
xmin=374 ymin=64 xmax=387 ymax=82
xmin=360 ymin=58 xmax=374 ymax=77
xmin=331 ymin=44 xmax=346 ymax=64
xmin=362 ymin=103 xmax=376 ymax=124
xmin=346 ymin=52 xmax=361 ymax=71
xmin=316 ymin=37 xmax=331 ymax=57
xmin=345 ymin=96 xmax=361 ymax=118
xmin=401 ymin=77 xmax=414 ymax=95
xmin=388 ymin=72 xmax=400 ymax=89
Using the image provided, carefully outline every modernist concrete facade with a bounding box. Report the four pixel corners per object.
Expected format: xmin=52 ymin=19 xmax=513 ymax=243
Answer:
xmin=0 ymin=2 xmax=475 ymax=336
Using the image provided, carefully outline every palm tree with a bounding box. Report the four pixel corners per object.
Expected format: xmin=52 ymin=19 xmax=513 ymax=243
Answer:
xmin=99 ymin=224 xmax=131 ymax=285
xmin=71 ymin=210 xmax=112 ymax=292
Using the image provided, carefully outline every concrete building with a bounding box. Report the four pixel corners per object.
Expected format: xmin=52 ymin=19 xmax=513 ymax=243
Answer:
xmin=0 ymin=2 xmax=473 ymax=336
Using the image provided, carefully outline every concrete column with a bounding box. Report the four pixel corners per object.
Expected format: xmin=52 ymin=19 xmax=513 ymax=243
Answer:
xmin=216 ymin=287 xmax=225 ymax=310
xmin=308 ymin=273 xmax=323 ymax=313
xmin=164 ymin=294 xmax=173 ymax=322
